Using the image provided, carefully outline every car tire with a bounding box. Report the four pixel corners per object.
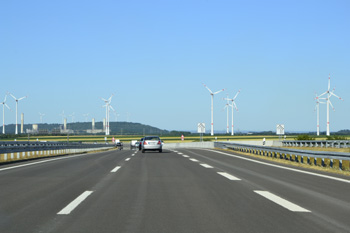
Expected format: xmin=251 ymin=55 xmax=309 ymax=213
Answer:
xmin=159 ymin=149 xmax=162 ymax=153
xmin=142 ymin=149 xmax=145 ymax=153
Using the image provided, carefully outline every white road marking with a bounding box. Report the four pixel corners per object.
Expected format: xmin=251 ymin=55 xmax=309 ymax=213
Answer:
xmin=177 ymin=152 xmax=183 ymax=155
xmin=125 ymin=158 xmax=130 ymax=161
xmin=0 ymin=153 xmax=88 ymax=172
xmin=190 ymin=158 xmax=199 ymax=162
xmin=182 ymin=155 xmax=189 ymax=158
xmin=57 ymin=191 xmax=93 ymax=215
xmin=206 ymin=149 xmax=350 ymax=184
xmin=217 ymin=172 xmax=241 ymax=181
xmin=200 ymin=164 xmax=213 ymax=168
xmin=254 ymin=191 xmax=311 ymax=212
xmin=111 ymin=166 xmax=121 ymax=173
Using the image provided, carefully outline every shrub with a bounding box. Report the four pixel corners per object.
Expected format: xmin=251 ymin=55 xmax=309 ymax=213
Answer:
xmin=294 ymin=135 xmax=315 ymax=140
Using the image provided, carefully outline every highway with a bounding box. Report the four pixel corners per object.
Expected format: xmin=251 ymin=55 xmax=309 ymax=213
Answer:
xmin=0 ymin=148 xmax=349 ymax=233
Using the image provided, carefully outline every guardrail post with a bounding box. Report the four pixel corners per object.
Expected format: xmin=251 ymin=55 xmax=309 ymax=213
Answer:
xmin=339 ymin=160 xmax=342 ymax=170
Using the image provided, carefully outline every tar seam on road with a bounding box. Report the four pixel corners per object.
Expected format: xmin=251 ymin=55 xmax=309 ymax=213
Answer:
xmin=57 ymin=191 xmax=93 ymax=215
xmin=254 ymin=191 xmax=311 ymax=212
xmin=206 ymin=149 xmax=350 ymax=184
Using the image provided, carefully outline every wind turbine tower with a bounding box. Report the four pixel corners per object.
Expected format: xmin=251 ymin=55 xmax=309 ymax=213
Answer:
xmin=203 ymin=84 xmax=225 ymax=136
xmin=319 ymin=74 xmax=343 ymax=136
xmin=1 ymin=94 xmax=11 ymax=134
xmin=9 ymin=93 xmax=27 ymax=135
xmin=39 ymin=112 xmax=45 ymax=123
xmin=224 ymin=90 xmax=240 ymax=136
xmin=101 ymin=94 xmax=114 ymax=135
xmin=314 ymin=94 xmax=325 ymax=136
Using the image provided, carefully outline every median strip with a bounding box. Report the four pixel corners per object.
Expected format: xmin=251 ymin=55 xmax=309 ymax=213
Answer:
xmin=57 ymin=191 xmax=93 ymax=215
xmin=254 ymin=191 xmax=311 ymax=212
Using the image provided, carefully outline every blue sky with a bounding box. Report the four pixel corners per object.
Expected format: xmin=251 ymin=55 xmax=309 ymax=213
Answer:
xmin=1 ymin=0 xmax=349 ymax=133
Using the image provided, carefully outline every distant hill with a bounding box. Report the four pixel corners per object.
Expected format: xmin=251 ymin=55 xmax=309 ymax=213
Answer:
xmin=0 ymin=122 xmax=190 ymax=136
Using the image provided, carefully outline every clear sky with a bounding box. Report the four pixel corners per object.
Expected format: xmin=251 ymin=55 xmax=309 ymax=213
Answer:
xmin=1 ymin=0 xmax=349 ymax=133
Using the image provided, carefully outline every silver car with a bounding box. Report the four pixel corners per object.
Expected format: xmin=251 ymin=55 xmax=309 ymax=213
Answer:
xmin=141 ymin=136 xmax=162 ymax=153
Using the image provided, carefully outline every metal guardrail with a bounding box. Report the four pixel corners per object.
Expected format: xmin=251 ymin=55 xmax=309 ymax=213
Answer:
xmin=282 ymin=140 xmax=350 ymax=148
xmin=0 ymin=141 xmax=115 ymax=154
xmin=215 ymin=142 xmax=350 ymax=170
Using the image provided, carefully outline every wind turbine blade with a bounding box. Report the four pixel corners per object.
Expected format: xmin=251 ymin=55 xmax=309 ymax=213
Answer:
xmin=328 ymin=74 xmax=331 ymax=91
xmin=18 ymin=96 xmax=27 ymax=101
xmin=5 ymin=104 xmax=11 ymax=110
xmin=9 ymin=93 xmax=16 ymax=100
xmin=202 ymin=83 xmax=213 ymax=93
xmin=329 ymin=100 xmax=335 ymax=111
xmin=4 ymin=94 xmax=7 ymax=102
xmin=233 ymin=90 xmax=241 ymax=100
xmin=330 ymin=92 xmax=343 ymax=101
xmin=110 ymin=105 xmax=116 ymax=112
xmin=233 ymin=102 xmax=238 ymax=111
xmin=318 ymin=91 xmax=328 ymax=97
xmin=213 ymin=88 xmax=225 ymax=95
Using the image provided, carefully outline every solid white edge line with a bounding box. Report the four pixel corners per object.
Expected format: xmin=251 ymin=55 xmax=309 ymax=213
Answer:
xmin=111 ymin=166 xmax=121 ymax=173
xmin=57 ymin=191 xmax=93 ymax=215
xmin=254 ymin=191 xmax=311 ymax=212
xmin=217 ymin=172 xmax=241 ymax=180
xmin=200 ymin=164 xmax=213 ymax=168
xmin=0 ymin=153 xmax=88 ymax=172
xmin=206 ymin=149 xmax=350 ymax=184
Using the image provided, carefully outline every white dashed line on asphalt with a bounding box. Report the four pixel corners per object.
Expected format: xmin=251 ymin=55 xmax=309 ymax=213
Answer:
xmin=182 ymin=155 xmax=189 ymax=158
xmin=217 ymin=172 xmax=241 ymax=181
xmin=125 ymin=158 xmax=130 ymax=161
xmin=254 ymin=191 xmax=311 ymax=212
xmin=111 ymin=166 xmax=121 ymax=173
xmin=57 ymin=191 xmax=93 ymax=215
xmin=200 ymin=164 xmax=213 ymax=168
xmin=190 ymin=158 xmax=199 ymax=162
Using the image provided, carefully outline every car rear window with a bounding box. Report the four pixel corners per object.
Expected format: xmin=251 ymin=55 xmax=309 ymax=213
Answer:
xmin=145 ymin=136 xmax=159 ymax=141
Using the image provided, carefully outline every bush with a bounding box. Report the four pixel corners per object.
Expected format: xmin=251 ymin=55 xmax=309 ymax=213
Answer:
xmin=326 ymin=135 xmax=348 ymax=140
xmin=294 ymin=135 xmax=315 ymax=140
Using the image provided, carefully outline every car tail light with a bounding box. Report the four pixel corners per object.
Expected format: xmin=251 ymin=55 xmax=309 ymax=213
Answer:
xmin=143 ymin=141 xmax=147 ymax=145
xmin=157 ymin=141 xmax=161 ymax=145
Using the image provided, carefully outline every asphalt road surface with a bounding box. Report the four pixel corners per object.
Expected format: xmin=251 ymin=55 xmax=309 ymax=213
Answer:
xmin=0 ymin=148 xmax=349 ymax=233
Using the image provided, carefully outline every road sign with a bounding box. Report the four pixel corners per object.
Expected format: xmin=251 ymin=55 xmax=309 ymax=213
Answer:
xmin=181 ymin=135 xmax=184 ymax=141
xmin=197 ymin=123 xmax=206 ymax=134
xmin=276 ymin=124 xmax=285 ymax=135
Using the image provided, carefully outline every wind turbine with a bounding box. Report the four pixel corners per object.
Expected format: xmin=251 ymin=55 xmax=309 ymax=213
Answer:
xmin=314 ymin=93 xmax=326 ymax=136
xmin=39 ymin=112 xmax=45 ymax=123
xmin=59 ymin=110 xmax=65 ymax=123
xmin=9 ymin=92 xmax=27 ymax=135
xmin=83 ymin=113 xmax=90 ymax=122
xmin=224 ymin=90 xmax=240 ymax=136
xmin=223 ymin=95 xmax=230 ymax=134
xmin=203 ymin=84 xmax=225 ymax=136
xmin=101 ymin=94 xmax=114 ymax=135
xmin=1 ymin=94 xmax=11 ymax=134
xmin=318 ymin=74 xmax=343 ymax=136
xmin=69 ymin=112 xmax=75 ymax=123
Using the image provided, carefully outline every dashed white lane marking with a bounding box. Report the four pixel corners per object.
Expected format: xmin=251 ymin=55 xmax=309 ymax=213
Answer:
xmin=111 ymin=166 xmax=121 ymax=173
xmin=217 ymin=172 xmax=241 ymax=181
xmin=190 ymin=158 xmax=199 ymax=162
xmin=182 ymin=155 xmax=189 ymax=158
xmin=57 ymin=191 xmax=93 ymax=215
xmin=200 ymin=164 xmax=213 ymax=168
xmin=125 ymin=158 xmax=130 ymax=161
xmin=206 ymin=149 xmax=350 ymax=184
xmin=177 ymin=152 xmax=183 ymax=155
xmin=254 ymin=191 xmax=311 ymax=212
